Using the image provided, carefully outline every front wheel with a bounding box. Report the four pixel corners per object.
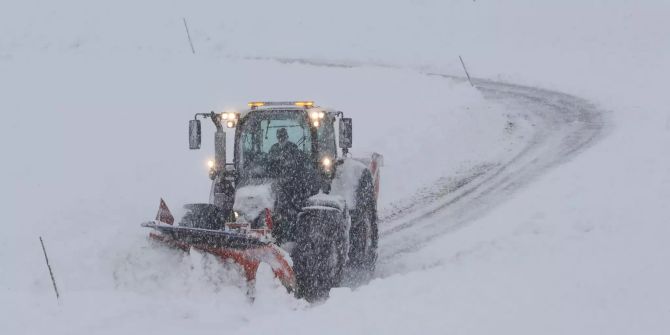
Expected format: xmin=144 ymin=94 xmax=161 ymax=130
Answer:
xmin=292 ymin=208 xmax=346 ymax=301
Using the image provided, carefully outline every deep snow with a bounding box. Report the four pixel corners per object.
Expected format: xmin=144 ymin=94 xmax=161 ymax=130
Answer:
xmin=2 ymin=0 xmax=670 ymax=334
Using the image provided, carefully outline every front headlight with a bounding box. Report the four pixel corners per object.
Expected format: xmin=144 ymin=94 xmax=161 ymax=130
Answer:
xmin=207 ymin=159 xmax=217 ymax=180
xmin=321 ymin=157 xmax=333 ymax=174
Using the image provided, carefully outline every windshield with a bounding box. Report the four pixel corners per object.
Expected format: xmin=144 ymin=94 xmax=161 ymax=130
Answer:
xmin=236 ymin=110 xmax=312 ymax=181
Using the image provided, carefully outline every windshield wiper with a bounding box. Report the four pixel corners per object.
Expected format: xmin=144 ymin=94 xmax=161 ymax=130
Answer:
xmin=296 ymin=135 xmax=306 ymax=147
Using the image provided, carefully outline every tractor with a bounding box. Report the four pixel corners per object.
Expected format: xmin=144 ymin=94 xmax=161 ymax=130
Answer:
xmin=142 ymin=101 xmax=382 ymax=300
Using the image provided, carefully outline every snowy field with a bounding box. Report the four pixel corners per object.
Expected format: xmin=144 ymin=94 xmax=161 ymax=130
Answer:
xmin=2 ymin=1 xmax=670 ymax=334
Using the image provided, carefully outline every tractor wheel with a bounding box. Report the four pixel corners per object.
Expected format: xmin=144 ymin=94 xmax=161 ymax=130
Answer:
xmin=348 ymin=171 xmax=378 ymax=275
xmin=292 ymin=208 xmax=346 ymax=301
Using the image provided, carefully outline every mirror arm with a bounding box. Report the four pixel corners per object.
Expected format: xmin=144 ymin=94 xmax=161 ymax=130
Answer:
xmin=193 ymin=112 xmax=223 ymax=131
xmin=209 ymin=111 xmax=223 ymax=131
xmin=193 ymin=112 xmax=209 ymax=120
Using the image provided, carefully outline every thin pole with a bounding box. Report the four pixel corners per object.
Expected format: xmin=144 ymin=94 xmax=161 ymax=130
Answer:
xmin=39 ymin=237 xmax=60 ymax=300
xmin=459 ymin=55 xmax=473 ymax=86
xmin=183 ymin=18 xmax=196 ymax=54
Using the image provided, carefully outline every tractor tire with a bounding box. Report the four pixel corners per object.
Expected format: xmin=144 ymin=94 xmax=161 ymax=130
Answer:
xmin=292 ymin=207 xmax=347 ymax=301
xmin=348 ymin=171 xmax=378 ymax=275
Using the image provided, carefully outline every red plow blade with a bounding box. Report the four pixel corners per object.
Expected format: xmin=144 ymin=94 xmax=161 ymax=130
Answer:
xmin=145 ymin=222 xmax=296 ymax=293
xmin=142 ymin=200 xmax=295 ymax=294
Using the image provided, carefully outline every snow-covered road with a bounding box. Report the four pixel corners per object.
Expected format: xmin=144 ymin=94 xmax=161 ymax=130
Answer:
xmin=378 ymin=76 xmax=607 ymax=275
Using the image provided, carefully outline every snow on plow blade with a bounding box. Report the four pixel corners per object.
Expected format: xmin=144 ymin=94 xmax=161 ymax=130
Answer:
xmin=141 ymin=201 xmax=295 ymax=294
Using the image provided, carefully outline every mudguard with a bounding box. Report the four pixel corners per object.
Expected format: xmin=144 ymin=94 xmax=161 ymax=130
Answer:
xmin=330 ymin=153 xmax=383 ymax=210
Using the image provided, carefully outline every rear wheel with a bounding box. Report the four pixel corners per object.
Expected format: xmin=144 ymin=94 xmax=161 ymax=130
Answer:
xmin=348 ymin=172 xmax=378 ymax=274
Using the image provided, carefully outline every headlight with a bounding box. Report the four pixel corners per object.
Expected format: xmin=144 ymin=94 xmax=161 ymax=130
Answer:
xmin=220 ymin=112 xmax=238 ymax=121
xmin=322 ymin=157 xmax=332 ymax=171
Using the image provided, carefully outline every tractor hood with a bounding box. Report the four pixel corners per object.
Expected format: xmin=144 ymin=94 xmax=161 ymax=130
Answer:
xmin=233 ymin=183 xmax=275 ymax=222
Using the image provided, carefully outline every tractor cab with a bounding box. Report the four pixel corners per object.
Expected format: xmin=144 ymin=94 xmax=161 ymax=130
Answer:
xmin=234 ymin=102 xmax=343 ymax=185
xmin=188 ymin=101 xmax=353 ymax=233
xmin=189 ymin=101 xmax=351 ymax=183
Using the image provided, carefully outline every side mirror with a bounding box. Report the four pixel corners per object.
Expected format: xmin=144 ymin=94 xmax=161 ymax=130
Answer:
xmin=339 ymin=118 xmax=352 ymax=149
xmin=189 ymin=119 xmax=201 ymax=150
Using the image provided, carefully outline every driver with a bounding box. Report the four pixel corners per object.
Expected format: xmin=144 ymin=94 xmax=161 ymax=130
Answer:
xmin=268 ymin=127 xmax=303 ymax=175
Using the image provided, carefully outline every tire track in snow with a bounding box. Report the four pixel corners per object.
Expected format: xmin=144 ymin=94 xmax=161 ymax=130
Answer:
xmin=377 ymin=77 xmax=606 ymax=274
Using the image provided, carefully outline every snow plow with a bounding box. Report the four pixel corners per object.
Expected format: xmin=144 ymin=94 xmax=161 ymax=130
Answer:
xmin=142 ymin=101 xmax=382 ymax=301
